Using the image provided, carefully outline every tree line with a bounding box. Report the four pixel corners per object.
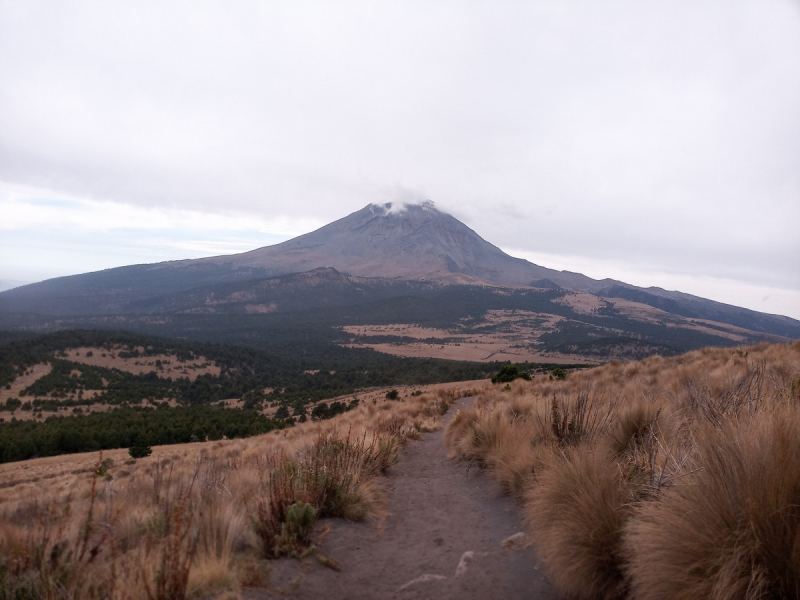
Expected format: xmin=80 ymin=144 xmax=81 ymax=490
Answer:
xmin=0 ymin=405 xmax=281 ymax=463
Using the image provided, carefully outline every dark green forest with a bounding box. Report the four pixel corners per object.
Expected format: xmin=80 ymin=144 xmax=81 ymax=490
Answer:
xmin=0 ymin=405 xmax=281 ymax=463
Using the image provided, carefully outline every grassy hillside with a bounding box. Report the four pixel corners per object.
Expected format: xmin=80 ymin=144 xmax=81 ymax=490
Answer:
xmin=446 ymin=341 xmax=800 ymax=599
xmin=0 ymin=386 xmax=477 ymax=599
xmin=2 ymin=341 xmax=799 ymax=598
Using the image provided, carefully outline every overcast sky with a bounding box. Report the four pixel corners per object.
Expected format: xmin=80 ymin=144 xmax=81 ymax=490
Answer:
xmin=1 ymin=1 xmax=799 ymax=320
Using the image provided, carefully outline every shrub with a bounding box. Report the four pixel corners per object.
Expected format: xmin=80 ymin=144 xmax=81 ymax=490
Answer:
xmin=443 ymin=406 xmax=479 ymax=457
xmin=526 ymin=449 xmax=631 ymax=600
xmin=624 ymin=408 xmax=800 ymax=600
xmin=491 ymin=364 xmax=531 ymax=384
xmin=548 ymin=391 xmax=613 ymax=447
xmin=271 ymin=502 xmax=318 ymax=557
xmin=442 ymin=342 xmax=800 ymax=600
xmin=606 ymin=400 xmax=662 ymax=457
xmin=143 ymin=494 xmax=199 ymax=600
xmin=252 ymin=432 xmax=393 ymax=558
xmin=130 ymin=445 xmax=153 ymax=459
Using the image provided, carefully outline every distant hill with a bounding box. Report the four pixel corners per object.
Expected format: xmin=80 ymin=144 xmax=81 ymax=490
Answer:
xmin=0 ymin=280 xmax=26 ymax=293
xmin=1 ymin=201 xmax=798 ymax=350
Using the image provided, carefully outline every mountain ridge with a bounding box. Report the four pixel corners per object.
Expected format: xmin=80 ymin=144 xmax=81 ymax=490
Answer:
xmin=1 ymin=201 xmax=798 ymax=341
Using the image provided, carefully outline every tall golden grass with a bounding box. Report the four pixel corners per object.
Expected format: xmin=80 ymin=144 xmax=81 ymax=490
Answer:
xmin=445 ymin=341 xmax=800 ymax=600
xmin=0 ymin=387 xmax=475 ymax=599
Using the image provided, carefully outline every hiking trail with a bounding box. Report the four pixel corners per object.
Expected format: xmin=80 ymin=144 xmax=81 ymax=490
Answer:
xmin=246 ymin=396 xmax=561 ymax=600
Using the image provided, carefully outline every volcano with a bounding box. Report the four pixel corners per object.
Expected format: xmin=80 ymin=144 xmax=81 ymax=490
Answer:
xmin=1 ymin=201 xmax=798 ymax=341
xmin=201 ymin=201 xmax=589 ymax=288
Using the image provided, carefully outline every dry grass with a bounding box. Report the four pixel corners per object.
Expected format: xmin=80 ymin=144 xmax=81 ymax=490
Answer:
xmin=625 ymin=406 xmax=800 ymax=600
xmin=445 ymin=341 xmax=800 ymax=600
xmin=62 ymin=346 xmax=221 ymax=381
xmin=0 ymin=388 xmax=469 ymax=599
xmin=526 ymin=448 xmax=631 ymax=600
xmin=340 ymin=313 xmax=597 ymax=364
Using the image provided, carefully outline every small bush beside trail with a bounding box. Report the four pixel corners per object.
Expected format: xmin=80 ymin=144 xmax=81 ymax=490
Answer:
xmin=491 ymin=364 xmax=532 ymax=384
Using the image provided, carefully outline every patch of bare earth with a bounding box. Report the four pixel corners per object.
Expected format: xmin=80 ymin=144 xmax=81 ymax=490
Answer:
xmin=246 ymin=396 xmax=561 ymax=600
xmin=552 ymin=291 xmax=607 ymax=314
xmin=340 ymin=312 xmax=597 ymax=365
xmin=62 ymin=346 xmax=220 ymax=380
xmin=0 ymin=362 xmax=52 ymax=402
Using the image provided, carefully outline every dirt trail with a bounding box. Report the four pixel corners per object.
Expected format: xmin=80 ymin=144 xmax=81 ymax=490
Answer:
xmin=248 ymin=397 xmax=561 ymax=600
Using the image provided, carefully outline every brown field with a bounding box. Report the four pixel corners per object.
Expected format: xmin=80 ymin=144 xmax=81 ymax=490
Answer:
xmin=607 ymin=297 xmax=672 ymax=324
xmin=339 ymin=302 xmax=778 ymax=364
xmin=445 ymin=340 xmax=800 ymax=599
xmin=341 ymin=341 xmax=595 ymax=364
xmin=62 ymin=346 xmax=221 ymax=380
xmin=0 ymin=362 xmax=52 ymax=402
xmin=340 ymin=311 xmax=598 ymax=364
xmin=2 ymin=401 xmax=108 ymax=423
xmin=553 ymin=291 xmax=608 ymax=314
xmin=608 ymin=297 xmax=786 ymax=343
xmin=0 ymin=347 xmax=220 ymax=421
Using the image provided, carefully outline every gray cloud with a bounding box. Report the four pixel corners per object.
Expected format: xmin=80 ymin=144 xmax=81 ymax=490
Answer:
xmin=0 ymin=1 xmax=798 ymax=298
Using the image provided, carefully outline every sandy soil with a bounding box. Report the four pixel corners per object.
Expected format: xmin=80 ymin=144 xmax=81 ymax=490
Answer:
xmin=247 ymin=397 xmax=561 ymax=600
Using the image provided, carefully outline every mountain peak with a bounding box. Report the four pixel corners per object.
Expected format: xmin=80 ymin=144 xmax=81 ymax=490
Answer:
xmin=2 ymin=200 xmax=798 ymax=340
xmin=367 ymin=199 xmax=438 ymax=216
xmin=218 ymin=201 xmax=558 ymax=286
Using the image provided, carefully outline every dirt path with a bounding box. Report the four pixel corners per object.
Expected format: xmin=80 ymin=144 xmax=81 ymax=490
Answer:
xmin=247 ymin=397 xmax=561 ymax=600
